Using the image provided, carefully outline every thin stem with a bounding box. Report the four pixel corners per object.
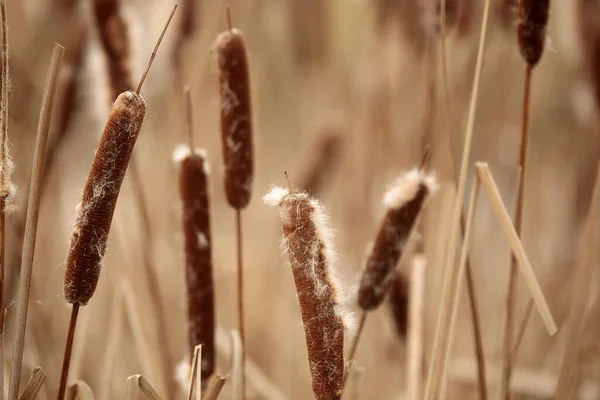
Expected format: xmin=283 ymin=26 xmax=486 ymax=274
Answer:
xmin=56 ymin=304 xmax=80 ymax=400
xmin=8 ymin=43 xmax=64 ymax=400
xmin=500 ymin=63 xmax=532 ymax=399
xmin=420 ymin=37 xmax=437 ymax=169
xmin=185 ymin=86 xmax=194 ymax=150
xmin=341 ymin=311 xmax=367 ymax=394
xmin=512 ymin=299 xmax=533 ymax=360
xmin=226 ymin=7 xmax=233 ymax=32
xmin=236 ymin=209 xmax=246 ymax=400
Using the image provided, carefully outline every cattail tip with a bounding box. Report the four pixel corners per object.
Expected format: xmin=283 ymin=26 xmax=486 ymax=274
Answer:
xmin=383 ymin=169 xmax=438 ymax=209
xmin=263 ymin=186 xmax=290 ymax=207
xmin=172 ymin=144 xmax=211 ymax=173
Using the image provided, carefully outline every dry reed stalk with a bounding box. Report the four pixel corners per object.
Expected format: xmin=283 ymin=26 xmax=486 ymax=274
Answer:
xmin=7 ymin=43 xmax=64 ymax=400
xmin=215 ymin=326 xmax=287 ymax=400
xmin=57 ymin=10 xmax=176 ymax=399
xmin=554 ymin=163 xmax=600 ymax=398
xmin=0 ymin=1 xmax=12 ymax=397
xmin=65 ymin=381 xmax=95 ymax=400
xmin=18 ymin=367 xmax=45 ymax=400
xmin=437 ymin=177 xmax=481 ymax=400
xmin=406 ymin=254 xmax=426 ymax=400
xmin=500 ymin=1 xmax=550 ymax=394
xmin=203 ymin=375 xmax=227 ymax=400
xmin=175 ymin=87 xmax=215 ymax=388
xmin=230 ymin=330 xmax=243 ymax=400
xmin=125 ymin=375 xmax=162 ymax=400
xmin=475 ymin=162 xmax=556 ymax=334
xmin=264 ymin=184 xmax=346 ymax=400
xmin=215 ymin=11 xmax=254 ymax=399
xmin=297 ymin=131 xmax=342 ymax=196
xmin=424 ymin=0 xmax=492 ymax=397
xmin=186 ymin=345 xmax=203 ymax=400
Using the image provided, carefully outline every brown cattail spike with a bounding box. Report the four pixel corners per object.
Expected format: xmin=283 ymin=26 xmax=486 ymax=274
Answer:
xmin=64 ymin=92 xmax=146 ymax=305
xmin=215 ymin=23 xmax=253 ymax=209
xmin=358 ymin=170 xmax=436 ymax=311
xmin=516 ymin=0 xmax=550 ymax=66
xmin=174 ymin=89 xmax=215 ymax=388
xmin=264 ymin=187 xmax=346 ymax=400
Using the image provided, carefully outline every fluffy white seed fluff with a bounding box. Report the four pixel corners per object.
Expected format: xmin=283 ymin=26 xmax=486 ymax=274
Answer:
xmin=383 ymin=169 xmax=438 ymax=209
xmin=172 ymin=144 xmax=211 ymax=174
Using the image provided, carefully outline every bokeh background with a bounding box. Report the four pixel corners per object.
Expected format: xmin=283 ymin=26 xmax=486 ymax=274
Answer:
xmin=2 ymin=0 xmax=600 ymax=399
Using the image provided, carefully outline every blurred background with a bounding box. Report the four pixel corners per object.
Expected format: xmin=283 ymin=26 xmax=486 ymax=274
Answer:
xmin=2 ymin=0 xmax=600 ymax=398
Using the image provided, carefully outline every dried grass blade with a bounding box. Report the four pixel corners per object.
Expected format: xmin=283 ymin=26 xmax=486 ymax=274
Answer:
xmin=17 ymin=367 xmax=45 ymax=400
xmin=202 ymin=375 xmax=226 ymax=400
xmin=186 ymin=345 xmax=202 ymax=400
xmin=65 ymin=380 xmax=95 ymax=400
xmin=7 ymin=43 xmax=64 ymax=400
xmin=126 ymin=375 xmax=162 ymax=400
xmin=407 ymin=255 xmax=427 ymax=400
xmin=229 ymin=330 xmax=243 ymax=400
xmin=554 ymin=163 xmax=600 ymax=398
xmin=475 ymin=163 xmax=556 ymax=334
xmin=439 ymin=178 xmax=482 ymax=399
xmin=424 ymin=0 xmax=492 ymax=396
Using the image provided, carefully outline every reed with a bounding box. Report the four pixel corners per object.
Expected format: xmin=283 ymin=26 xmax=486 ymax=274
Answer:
xmin=500 ymin=0 xmax=551 ymax=395
xmin=56 ymin=9 xmax=176 ymax=399
xmin=7 ymin=43 xmax=64 ymax=400
xmin=175 ymin=87 xmax=215 ymax=388
xmin=215 ymin=10 xmax=254 ymax=399
xmin=264 ymin=182 xmax=346 ymax=400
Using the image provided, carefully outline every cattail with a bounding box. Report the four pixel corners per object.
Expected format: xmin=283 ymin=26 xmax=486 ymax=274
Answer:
xmin=264 ymin=186 xmax=346 ymax=400
xmin=174 ymin=94 xmax=215 ymax=387
xmin=298 ymin=131 xmax=342 ymax=196
xmin=358 ymin=170 xmax=436 ymax=311
xmin=64 ymin=91 xmax=145 ymax=305
xmin=388 ymin=268 xmax=410 ymax=339
xmin=516 ymin=0 xmax=550 ymax=66
xmin=215 ymin=24 xmax=253 ymax=209
xmin=92 ymin=0 xmax=133 ymax=100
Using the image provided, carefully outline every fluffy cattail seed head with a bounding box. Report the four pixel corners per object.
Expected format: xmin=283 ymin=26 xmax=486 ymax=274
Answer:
xmin=358 ymin=170 xmax=436 ymax=311
xmin=264 ymin=187 xmax=346 ymax=400
xmin=174 ymin=145 xmax=215 ymax=387
xmin=516 ymin=0 xmax=550 ymax=66
xmin=64 ymin=92 xmax=146 ymax=305
xmin=215 ymin=27 xmax=253 ymax=209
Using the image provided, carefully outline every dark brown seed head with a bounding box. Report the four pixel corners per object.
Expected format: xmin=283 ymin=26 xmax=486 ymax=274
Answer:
xmin=388 ymin=268 xmax=410 ymax=339
xmin=175 ymin=146 xmax=215 ymax=387
xmin=265 ymin=188 xmax=345 ymax=400
xmin=64 ymin=92 xmax=146 ymax=305
xmin=516 ymin=0 xmax=550 ymax=66
xmin=215 ymin=28 xmax=253 ymax=209
xmin=358 ymin=171 xmax=435 ymax=311
xmin=93 ymin=0 xmax=133 ymax=99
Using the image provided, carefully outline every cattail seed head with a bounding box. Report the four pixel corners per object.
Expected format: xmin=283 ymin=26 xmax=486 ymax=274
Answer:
xmin=64 ymin=91 xmax=146 ymax=305
xmin=215 ymin=28 xmax=253 ymax=209
xmin=516 ymin=0 xmax=550 ymax=66
xmin=264 ymin=187 xmax=345 ymax=400
xmin=388 ymin=267 xmax=410 ymax=339
xmin=358 ymin=170 xmax=436 ymax=311
xmin=174 ymin=144 xmax=215 ymax=387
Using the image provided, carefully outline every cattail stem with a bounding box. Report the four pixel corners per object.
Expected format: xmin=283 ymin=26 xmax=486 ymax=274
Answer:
xmin=7 ymin=43 xmax=64 ymax=400
xmin=235 ymin=209 xmax=246 ymax=400
xmin=56 ymin=304 xmax=80 ymax=400
xmin=341 ymin=311 xmax=367 ymax=392
xmin=500 ymin=62 xmax=533 ymax=399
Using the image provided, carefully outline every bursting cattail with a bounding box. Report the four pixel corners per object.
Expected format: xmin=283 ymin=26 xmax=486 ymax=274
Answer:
xmin=64 ymin=91 xmax=146 ymax=305
xmin=516 ymin=0 xmax=550 ymax=66
xmin=92 ymin=0 xmax=133 ymax=100
xmin=387 ymin=268 xmax=410 ymax=339
xmin=215 ymin=26 xmax=253 ymax=209
xmin=264 ymin=187 xmax=346 ymax=400
xmin=358 ymin=170 xmax=436 ymax=311
xmin=174 ymin=144 xmax=215 ymax=387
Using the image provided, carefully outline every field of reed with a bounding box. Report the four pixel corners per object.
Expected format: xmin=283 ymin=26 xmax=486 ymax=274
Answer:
xmin=0 ymin=0 xmax=599 ymax=399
